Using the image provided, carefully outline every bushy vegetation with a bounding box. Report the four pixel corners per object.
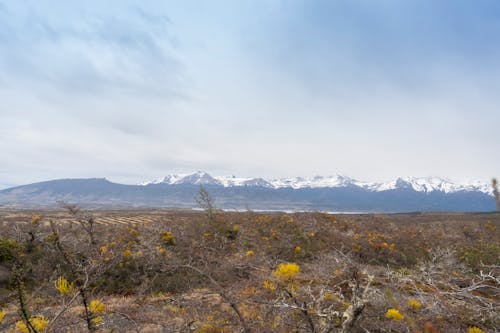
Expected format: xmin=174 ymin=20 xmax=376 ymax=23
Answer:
xmin=0 ymin=197 xmax=498 ymax=332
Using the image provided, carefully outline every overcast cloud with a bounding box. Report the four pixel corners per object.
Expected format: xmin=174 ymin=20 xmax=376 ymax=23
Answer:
xmin=1 ymin=0 xmax=499 ymax=188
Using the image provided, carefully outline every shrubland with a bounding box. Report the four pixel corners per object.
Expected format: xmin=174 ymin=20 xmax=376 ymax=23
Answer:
xmin=0 ymin=191 xmax=498 ymax=332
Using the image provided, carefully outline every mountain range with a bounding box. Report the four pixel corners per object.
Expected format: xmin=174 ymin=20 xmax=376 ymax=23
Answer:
xmin=0 ymin=171 xmax=496 ymax=212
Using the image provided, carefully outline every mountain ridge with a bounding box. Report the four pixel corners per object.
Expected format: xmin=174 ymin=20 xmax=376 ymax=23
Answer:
xmin=0 ymin=172 xmax=495 ymax=212
xmin=140 ymin=171 xmax=493 ymax=195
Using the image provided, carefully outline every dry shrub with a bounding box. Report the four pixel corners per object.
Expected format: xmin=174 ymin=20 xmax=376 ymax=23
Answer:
xmin=0 ymin=208 xmax=498 ymax=333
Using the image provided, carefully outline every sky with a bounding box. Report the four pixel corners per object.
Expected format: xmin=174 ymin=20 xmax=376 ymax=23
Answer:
xmin=1 ymin=0 xmax=500 ymax=188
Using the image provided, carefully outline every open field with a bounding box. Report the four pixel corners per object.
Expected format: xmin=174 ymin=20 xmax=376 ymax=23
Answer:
xmin=0 ymin=208 xmax=499 ymax=333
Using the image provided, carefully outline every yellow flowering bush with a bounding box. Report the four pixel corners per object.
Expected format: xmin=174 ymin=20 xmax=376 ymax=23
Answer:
xmin=155 ymin=245 xmax=168 ymax=256
xmin=122 ymin=249 xmax=132 ymax=258
xmin=272 ymin=263 xmax=300 ymax=282
xmin=99 ymin=245 xmax=108 ymax=254
xmin=15 ymin=316 xmax=49 ymax=333
xmin=15 ymin=321 xmax=29 ymax=333
xmin=263 ymin=280 xmax=276 ymax=291
xmin=161 ymin=231 xmax=176 ymax=245
xmin=467 ymin=327 xmax=485 ymax=333
xmin=294 ymin=246 xmax=301 ymax=253
xmin=89 ymin=299 xmax=106 ymax=315
xmin=92 ymin=316 xmax=104 ymax=325
xmin=89 ymin=299 xmax=106 ymax=325
xmin=385 ymin=308 xmax=404 ymax=321
xmin=0 ymin=308 xmax=5 ymax=323
xmin=246 ymin=250 xmax=254 ymax=257
xmin=54 ymin=276 xmax=74 ymax=296
xmin=407 ymin=298 xmax=421 ymax=311
xmin=128 ymin=227 xmax=139 ymax=236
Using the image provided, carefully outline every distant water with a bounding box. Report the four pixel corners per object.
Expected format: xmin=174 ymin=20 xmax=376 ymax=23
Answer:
xmin=191 ymin=207 xmax=363 ymax=214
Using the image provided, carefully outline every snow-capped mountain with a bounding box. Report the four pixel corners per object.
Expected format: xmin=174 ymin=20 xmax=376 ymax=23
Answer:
xmin=141 ymin=172 xmax=493 ymax=195
xmin=363 ymin=177 xmax=493 ymax=194
xmin=140 ymin=172 xmax=223 ymax=186
xmin=2 ymin=173 xmax=495 ymax=211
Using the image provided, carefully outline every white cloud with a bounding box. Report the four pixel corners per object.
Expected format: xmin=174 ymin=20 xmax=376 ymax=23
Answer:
xmin=0 ymin=0 xmax=499 ymax=188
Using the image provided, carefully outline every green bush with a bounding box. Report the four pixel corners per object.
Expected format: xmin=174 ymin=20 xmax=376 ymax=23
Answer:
xmin=458 ymin=240 xmax=500 ymax=271
xmin=0 ymin=237 xmax=24 ymax=263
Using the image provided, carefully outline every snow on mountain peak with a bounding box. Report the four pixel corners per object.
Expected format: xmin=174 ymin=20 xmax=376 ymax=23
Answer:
xmin=177 ymin=171 xmax=222 ymax=185
xmin=269 ymin=174 xmax=356 ymax=189
xmin=140 ymin=172 xmax=493 ymax=195
xmin=217 ymin=176 xmax=273 ymax=188
xmin=362 ymin=176 xmax=493 ymax=194
xmin=142 ymin=172 xmax=220 ymax=186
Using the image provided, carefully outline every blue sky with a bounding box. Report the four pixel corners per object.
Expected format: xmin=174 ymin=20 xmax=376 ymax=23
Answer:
xmin=1 ymin=0 xmax=499 ymax=187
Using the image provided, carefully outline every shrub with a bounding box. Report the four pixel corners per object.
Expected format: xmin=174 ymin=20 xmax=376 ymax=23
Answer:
xmin=272 ymin=263 xmax=300 ymax=282
xmin=386 ymin=308 xmax=404 ymax=321
xmin=0 ymin=237 xmax=23 ymax=263
xmin=54 ymin=276 xmax=74 ymax=296
xmin=407 ymin=299 xmax=422 ymax=312
xmin=459 ymin=240 xmax=500 ymax=271
xmin=15 ymin=316 xmax=49 ymax=333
